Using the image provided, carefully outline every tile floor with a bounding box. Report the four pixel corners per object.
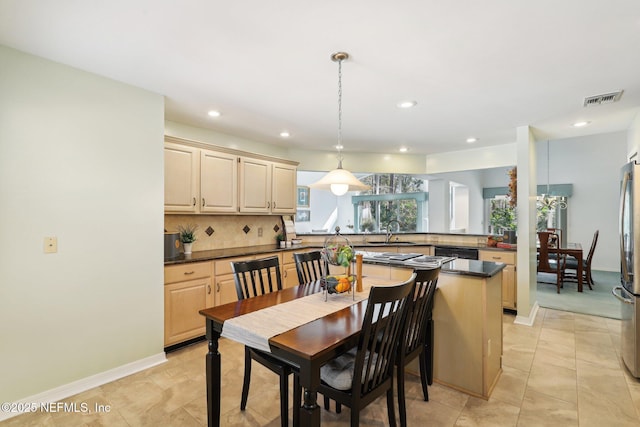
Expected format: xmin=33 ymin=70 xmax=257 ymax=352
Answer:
xmin=3 ymin=308 xmax=640 ymax=426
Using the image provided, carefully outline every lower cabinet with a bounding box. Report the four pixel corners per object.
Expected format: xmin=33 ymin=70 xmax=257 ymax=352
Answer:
xmin=479 ymin=250 xmax=517 ymax=310
xmin=164 ymin=261 xmax=213 ymax=347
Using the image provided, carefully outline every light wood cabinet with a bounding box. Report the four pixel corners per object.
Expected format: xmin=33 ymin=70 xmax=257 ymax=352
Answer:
xmin=479 ymin=250 xmax=517 ymax=310
xmin=164 ymin=143 xmax=199 ymax=213
xmin=165 ymin=136 xmax=297 ymax=215
xmin=432 ymin=272 xmax=503 ymax=399
xmin=164 ymin=262 xmax=214 ymax=346
xmin=239 ymin=157 xmax=296 ymax=214
xmin=164 ymin=142 xmax=238 ymax=214
xmin=200 ymin=149 xmax=238 ymax=213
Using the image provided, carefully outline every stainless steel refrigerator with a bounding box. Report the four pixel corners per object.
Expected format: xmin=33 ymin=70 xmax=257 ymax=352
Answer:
xmin=613 ymin=160 xmax=640 ymax=377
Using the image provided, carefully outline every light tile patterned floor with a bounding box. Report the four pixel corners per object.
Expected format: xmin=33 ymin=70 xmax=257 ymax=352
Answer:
xmin=3 ymin=308 xmax=640 ymax=426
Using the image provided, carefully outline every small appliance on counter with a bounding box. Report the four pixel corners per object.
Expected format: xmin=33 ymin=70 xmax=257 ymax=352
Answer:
xmin=164 ymin=231 xmax=181 ymax=260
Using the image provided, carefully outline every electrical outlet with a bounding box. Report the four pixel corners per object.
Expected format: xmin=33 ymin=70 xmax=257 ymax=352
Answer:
xmin=258 ymin=227 xmax=263 ymax=237
xmin=44 ymin=236 xmax=57 ymax=254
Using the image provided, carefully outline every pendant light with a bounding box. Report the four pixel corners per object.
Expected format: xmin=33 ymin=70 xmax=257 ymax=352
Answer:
xmin=310 ymin=52 xmax=370 ymax=196
xmin=539 ymin=140 xmax=567 ymax=210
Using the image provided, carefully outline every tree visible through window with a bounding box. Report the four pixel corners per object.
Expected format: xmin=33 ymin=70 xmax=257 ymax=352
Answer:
xmin=353 ymin=174 xmax=426 ymax=233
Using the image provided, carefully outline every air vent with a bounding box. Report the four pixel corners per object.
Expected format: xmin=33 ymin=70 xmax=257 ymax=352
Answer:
xmin=583 ymin=90 xmax=623 ymax=107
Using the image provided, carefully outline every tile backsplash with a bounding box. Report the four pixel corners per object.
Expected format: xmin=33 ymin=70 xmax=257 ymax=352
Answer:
xmin=164 ymin=215 xmax=284 ymax=251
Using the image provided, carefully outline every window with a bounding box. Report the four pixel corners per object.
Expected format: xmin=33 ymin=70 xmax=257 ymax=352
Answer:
xmin=352 ymin=174 xmax=426 ymax=233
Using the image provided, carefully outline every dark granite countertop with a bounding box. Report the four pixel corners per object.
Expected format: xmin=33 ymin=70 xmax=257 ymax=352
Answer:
xmin=440 ymin=258 xmax=506 ymax=278
xmin=165 ymin=244 xmax=506 ymax=278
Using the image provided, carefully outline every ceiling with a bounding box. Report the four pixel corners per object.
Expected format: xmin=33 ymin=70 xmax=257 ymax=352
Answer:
xmin=2 ymin=1 xmax=640 ymax=155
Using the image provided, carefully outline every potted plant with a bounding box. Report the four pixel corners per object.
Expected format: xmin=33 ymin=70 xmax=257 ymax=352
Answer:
xmin=490 ymin=203 xmax=517 ymax=244
xmin=177 ymin=224 xmax=198 ymax=254
xmin=276 ymin=232 xmax=285 ymax=248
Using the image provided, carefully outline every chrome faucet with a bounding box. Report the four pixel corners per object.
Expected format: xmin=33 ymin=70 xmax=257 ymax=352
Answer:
xmin=385 ymin=219 xmax=401 ymax=244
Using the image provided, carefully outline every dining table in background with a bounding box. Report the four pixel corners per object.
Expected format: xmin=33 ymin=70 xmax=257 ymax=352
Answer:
xmin=537 ymin=242 xmax=584 ymax=292
xmin=199 ymin=277 xmax=397 ymax=427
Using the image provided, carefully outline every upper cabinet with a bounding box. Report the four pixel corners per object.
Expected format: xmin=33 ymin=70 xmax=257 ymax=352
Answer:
xmin=239 ymin=158 xmax=296 ymax=214
xmin=200 ymin=149 xmax=238 ymax=213
xmin=165 ymin=137 xmax=297 ymax=215
xmin=165 ymin=143 xmax=199 ymax=213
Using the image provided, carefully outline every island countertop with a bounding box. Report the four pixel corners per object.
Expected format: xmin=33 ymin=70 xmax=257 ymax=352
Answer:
xmin=165 ymin=244 xmax=506 ymax=279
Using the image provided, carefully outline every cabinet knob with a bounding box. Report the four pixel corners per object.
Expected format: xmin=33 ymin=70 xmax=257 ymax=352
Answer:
xmin=184 ymin=271 xmax=195 ymax=275
xmin=202 ymin=198 xmax=206 ymax=207
xmin=273 ymin=202 xmax=276 ymax=209
xmin=192 ymin=197 xmax=196 ymax=207
xmin=216 ymin=283 xmax=220 ymax=292
xmin=207 ymin=285 xmax=211 ymax=294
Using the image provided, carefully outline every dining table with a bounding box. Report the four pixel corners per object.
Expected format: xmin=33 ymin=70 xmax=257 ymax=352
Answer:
xmin=199 ymin=276 xmax=398 ymax=427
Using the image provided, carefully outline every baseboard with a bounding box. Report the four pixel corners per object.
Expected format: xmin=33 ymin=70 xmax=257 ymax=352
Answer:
xmin=0 ymin=352 xmax=167 ymax=422
xmin=514 ymin=301 xmax=539 ymax=326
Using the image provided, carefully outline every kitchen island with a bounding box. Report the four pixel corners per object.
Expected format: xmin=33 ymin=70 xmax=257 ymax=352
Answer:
xmin=356 ymin=255 xmax=505 ymax=399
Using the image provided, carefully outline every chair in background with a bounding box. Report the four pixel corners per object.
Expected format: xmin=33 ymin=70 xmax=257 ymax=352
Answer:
xmin=537 ymin=231 xmax=566 ymax=293
xmin=293 ymin=251 xmax=326 ymax=284
xmin=231 ymin=256 xmax=293 ymax=427
xmin=396 ymin=267 xmax=440 ymax=427
xmin=296 ymin=274 xmax=416 ymax=427
xmin=564 ymin=230 xmax=599 ymax=290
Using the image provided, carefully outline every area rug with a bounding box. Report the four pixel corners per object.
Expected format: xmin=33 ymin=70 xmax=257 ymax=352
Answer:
xmin=536 ymin=270 xmax=621 ymax=319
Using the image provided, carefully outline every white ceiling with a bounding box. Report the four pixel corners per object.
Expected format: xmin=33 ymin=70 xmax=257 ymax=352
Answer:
xmin=2 ymin=1 xmax=640 ymax=155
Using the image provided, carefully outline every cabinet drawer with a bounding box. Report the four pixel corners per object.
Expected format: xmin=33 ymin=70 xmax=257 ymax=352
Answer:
xmin=479 ymin=250 xmax=516 ymax=265
xmin=165 ymin=262 xmax=212 ymax=284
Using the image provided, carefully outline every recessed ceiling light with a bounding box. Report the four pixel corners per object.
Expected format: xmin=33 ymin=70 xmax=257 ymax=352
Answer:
xmin=207 ymin=110 xmax=221 ymax=117
xmin=280 ymin=131 xmax=290 ymax=138
xmin=335 ymin=144 xmax=344 ymax=150
xmin=397 ymin=101 xmax=417 ymax=109
xmin=572 ymin=121 xmax=590 ymax=127
xmin=399 ymin=147 xmax=408 ymax=153
xmin=466 ymin=137 xmax=478 ymax=143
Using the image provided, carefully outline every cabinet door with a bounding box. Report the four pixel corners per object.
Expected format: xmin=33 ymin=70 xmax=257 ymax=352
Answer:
xmin=215 ymin=274 xmax=239 ymax=306
xmin=239 ymin=157 xmax=271 ymax=213
xmin=164 ymin=277 xmax=212 ymax=346
xmin=271 ymin=163 xmax=297 ymax=213
xmin=164 ymin=143 xmax=199 ymax=213
xmin=283 ymin=264 xmax=300 ymax=288
xmin=200 ymin=150 xmax=238 ymax=213
xmin=502 ymin=264 xmax=517 ymax=309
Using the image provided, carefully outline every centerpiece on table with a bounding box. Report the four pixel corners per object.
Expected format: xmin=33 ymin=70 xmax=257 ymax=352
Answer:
xmin=321 ymin=227 xmax=355 ymax=297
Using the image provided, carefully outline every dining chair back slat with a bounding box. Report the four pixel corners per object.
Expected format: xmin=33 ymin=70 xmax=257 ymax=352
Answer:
xmin=232 ymin=256 xmax=282 ymax=300
xmin=293 ymin=251 xmax=326 ymax=284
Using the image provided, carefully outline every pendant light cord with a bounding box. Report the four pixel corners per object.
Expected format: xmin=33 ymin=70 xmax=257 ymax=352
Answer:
xmin=336 ymin=57 xmax=344 ymax=166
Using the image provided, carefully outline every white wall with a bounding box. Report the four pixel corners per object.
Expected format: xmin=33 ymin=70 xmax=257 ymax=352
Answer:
xmin=0 ymin=46 xmax=165 ymax=404
xmin=536 ymin=133 xmax=627 ymax=272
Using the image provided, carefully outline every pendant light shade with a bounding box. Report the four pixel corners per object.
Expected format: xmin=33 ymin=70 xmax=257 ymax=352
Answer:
xmin=310 ymin=160 xmax=370 ymax=196
xmin=310 ymin=52 xmax=370 ymax=196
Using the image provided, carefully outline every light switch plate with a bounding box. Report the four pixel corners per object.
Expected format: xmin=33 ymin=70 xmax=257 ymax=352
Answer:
xmin=44 ymin=237 xmax=57 ymax=254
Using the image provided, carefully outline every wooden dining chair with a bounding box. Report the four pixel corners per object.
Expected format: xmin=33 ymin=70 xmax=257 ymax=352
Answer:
xmin=564 ymin=230 xmax=599 ymax=289
xmin=537 ymin=231 xmax=566 ymax=293
xmin=396 ymin=267 xmax=440 ymax=427
xmin=293 ymin=251 xmax=326 ymax=284
xmin=295 ymin=274 xmax=416 ymax=427
xmin=231 ymin=256 xmax=294 ymax=427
